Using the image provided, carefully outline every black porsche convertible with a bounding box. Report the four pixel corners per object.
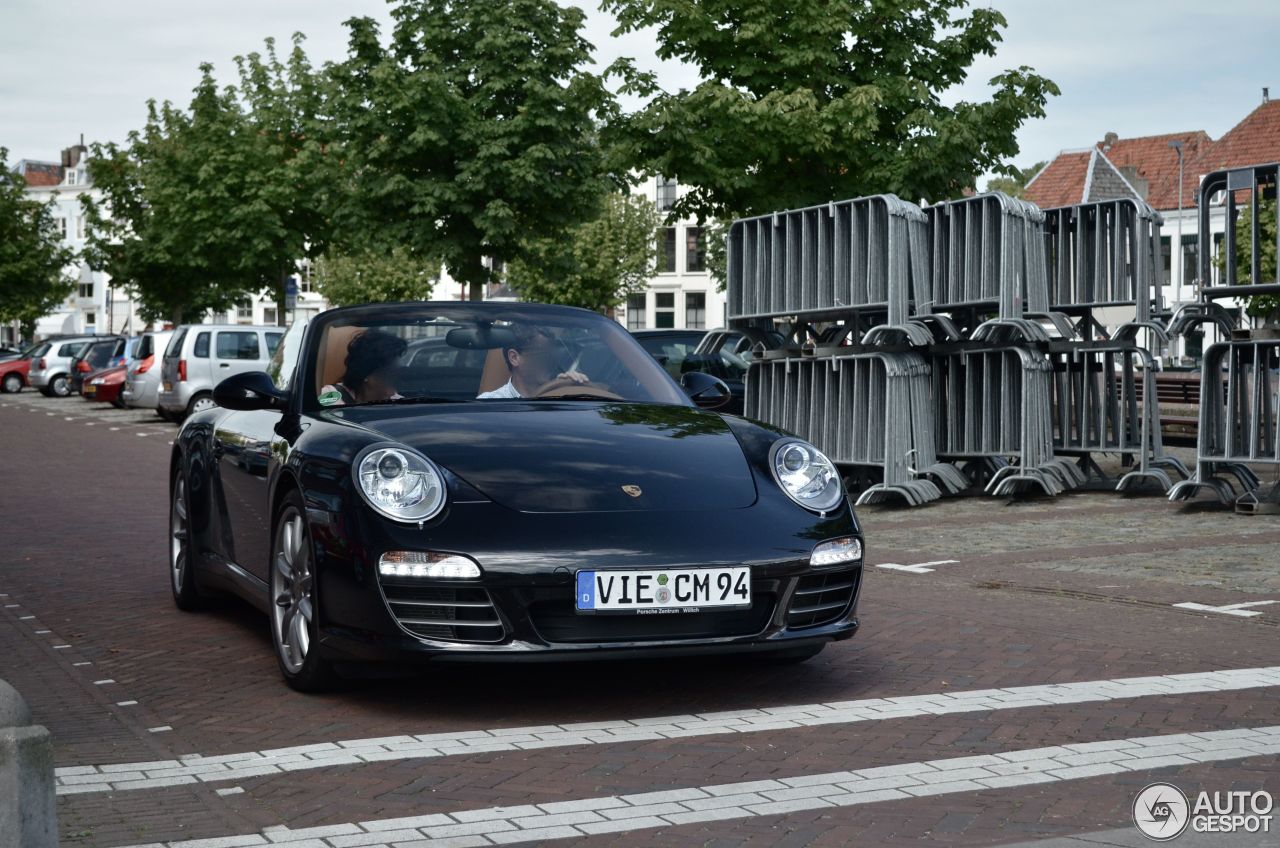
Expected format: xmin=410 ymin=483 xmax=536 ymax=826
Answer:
xmin=169 ymin=302 xmax=864 ymax=690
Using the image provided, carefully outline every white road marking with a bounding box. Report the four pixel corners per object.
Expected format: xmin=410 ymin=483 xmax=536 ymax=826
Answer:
xmin=117 ymin=701 xmax=138 ymax=707
xmin=874 ymin=559 xmax=959 ymax=574
xmin=35 ymin=629 xmax=50 ymax=634
xmin=93 ymin=679 xmax=115 ymax=685
xmin=53 ymin=645 xmax=70 ymax=650
xmin=149 ymin=726 xmax=173 ymax=733
xmin=18 ymin=615 xmax=34 ymax=620
xmin=72 ymin=662 xmax=91 ymax=666
xmin=112 ymin=724 xmax=1280 ymax=848
xmin=1173 ymin=600 xmax=1277 ymax=618
xmin=216 ymin=787 xmax=245 ymax=797
xmin=55 ymin=665 xmax=1280 ymax=796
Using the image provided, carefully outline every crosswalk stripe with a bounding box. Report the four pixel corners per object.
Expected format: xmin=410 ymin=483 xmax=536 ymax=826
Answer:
xmin=113 ymin=723 xmax=1280 ymax=848
xmin=56 ymin=665 xmax=1280 ymax=796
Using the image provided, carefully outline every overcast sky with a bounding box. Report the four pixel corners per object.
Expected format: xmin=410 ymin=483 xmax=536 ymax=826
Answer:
xmin=2 ymin=0 xmax=1276 ymax=181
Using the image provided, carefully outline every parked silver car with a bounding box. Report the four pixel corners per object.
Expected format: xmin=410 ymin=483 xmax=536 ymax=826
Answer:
xmin=121 ymin=329 xmax=174 ymax=411
xmin=28 ymin=336 xmax=99 ymax=397
xmin=158 ymin=324 xmax=284 ymax=420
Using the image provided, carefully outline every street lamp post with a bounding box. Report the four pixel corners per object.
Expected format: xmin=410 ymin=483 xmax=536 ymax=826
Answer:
xmin=1168 ymin=140 xmax=1185 ymax=361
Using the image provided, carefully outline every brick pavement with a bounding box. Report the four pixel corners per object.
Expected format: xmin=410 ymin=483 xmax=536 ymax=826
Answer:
xmin=2 ymin=393 xmax=1279 ymax=847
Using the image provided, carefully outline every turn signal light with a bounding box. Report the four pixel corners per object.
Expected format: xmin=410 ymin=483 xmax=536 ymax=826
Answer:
xmin=378 ymin=551 xmax=481 ymax=580
xmin=178 ymin=359 xmax=187 ymax=382
xmin=810 ymin=537 xmax=863 ymax=568
xmin=37 ymin=358 xmax=46 ymax=370
xmin=136 ymin=355 xmax=154 ymax=374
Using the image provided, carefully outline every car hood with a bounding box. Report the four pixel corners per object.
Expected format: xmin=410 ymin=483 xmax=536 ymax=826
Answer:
xmin=330 ymin=401 xmax=758 ymax=513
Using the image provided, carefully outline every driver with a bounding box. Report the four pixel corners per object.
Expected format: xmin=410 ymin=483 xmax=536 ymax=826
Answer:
xmin=319 ymin=329 xmax=406 ymax=406
xmin=478 ymin=324 xmax=588 ymax=399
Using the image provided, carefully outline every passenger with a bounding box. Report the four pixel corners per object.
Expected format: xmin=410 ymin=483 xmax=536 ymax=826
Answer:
xmin=478 ymin=324 xmax=588 ymax=399
xmin=319 ymin=329 xmax=407 ymax=406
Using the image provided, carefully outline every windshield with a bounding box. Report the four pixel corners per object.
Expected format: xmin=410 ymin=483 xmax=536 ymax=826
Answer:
xmin=309 ymin=304 xmax=689 ymax=409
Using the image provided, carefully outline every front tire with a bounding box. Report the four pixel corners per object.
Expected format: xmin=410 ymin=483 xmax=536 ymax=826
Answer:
xmin=270 ymin=493 xmax=336 ymax=692
xmin=1 ymin=373 xmax=21 ymax=393
xmin=49 ymin=375 xmax=70 ymax=397
xmin=170 ymin=468 xmax=208 ymax=610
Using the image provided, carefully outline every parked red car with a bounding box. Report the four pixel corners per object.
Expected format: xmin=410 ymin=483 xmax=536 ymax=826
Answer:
xmin=0 ymin=356 xmax=31 ymax=393
xmin=81 ymin=365 xmax=128 ymax=407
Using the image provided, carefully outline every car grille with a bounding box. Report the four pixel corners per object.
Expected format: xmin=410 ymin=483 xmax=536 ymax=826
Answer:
xmin=380 ymin=581 xmax=505 ymax=643
xmin=529 ymin=590 xmax=776 ymax=644
xmin=787 ymin=567 xmax=860 ymax=629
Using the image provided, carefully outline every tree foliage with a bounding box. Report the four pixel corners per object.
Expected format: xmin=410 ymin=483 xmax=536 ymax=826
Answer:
xmin=1222 ymin=198 xmax=1279 ymax=323
xmin=603 ymin=0 xmax=1058 ymax=224
xmin=329 ymin=0 xmax=616 ymax=300
xmin=313 ymin=248 xmax=439 ymax=307
xmin=507 ymin=192 xmax=660 ymax=312
xmin=84 ymin=38 xmax=334 ymax=325
xmin=985 ymin=160 xmax=1046 ymax=198
xmin=0 ymin=148 xmax=75 ymax=338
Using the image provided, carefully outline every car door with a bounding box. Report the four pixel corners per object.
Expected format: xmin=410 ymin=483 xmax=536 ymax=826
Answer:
xmin=213 ymin=330 xmax=262 ymax=384
xmin=212 ymin=321 xmax=305 ymax=583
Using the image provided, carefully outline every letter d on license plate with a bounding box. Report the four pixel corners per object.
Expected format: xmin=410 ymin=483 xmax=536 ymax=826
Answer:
xmin=575 ymin=567 xmax=751 ymax=613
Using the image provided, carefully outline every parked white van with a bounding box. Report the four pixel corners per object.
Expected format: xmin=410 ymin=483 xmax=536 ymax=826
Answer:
xmin=158 ymin=324 xmax=284 ymax=420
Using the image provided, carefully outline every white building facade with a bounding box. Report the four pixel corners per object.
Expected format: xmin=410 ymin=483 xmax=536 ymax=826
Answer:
xmin=619 ymin=176 xmax=727 ymax=332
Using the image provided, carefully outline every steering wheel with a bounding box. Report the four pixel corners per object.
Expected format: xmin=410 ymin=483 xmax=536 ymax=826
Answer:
xmin=533 ymin=377 xmax=623 ymax=400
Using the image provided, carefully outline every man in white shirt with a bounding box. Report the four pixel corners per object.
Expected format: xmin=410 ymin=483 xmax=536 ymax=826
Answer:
xmin=478 ymin=325 xmax=588 ymax=399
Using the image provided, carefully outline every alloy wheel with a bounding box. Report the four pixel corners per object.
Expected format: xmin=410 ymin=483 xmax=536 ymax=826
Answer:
xmin=51 ymin=375 xmax=70 ymax=397
xmin=1 ymin=373 xmax=20 ymax=393
xmin=271 ymin=507 xmax=314 ymax=674
xmin=170 ymin=475 xmax=189 ymax=594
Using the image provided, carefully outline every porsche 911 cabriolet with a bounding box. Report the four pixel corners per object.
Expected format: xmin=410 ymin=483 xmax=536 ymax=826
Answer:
xmin=169 ymin=302 xmax=864 ymax=690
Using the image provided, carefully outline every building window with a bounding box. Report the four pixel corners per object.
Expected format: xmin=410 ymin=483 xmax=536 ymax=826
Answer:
xmin=1181 ymin=234 xmax=1197 ymax=288
xmin=65 ymin=169 xmax=78 ymax=186
xmin=658 ymin=227 xmax=676 ymax=273
xmin=626 ymin=293 xmax=646 ymax=330
xmin=685 ymin=292 xmax=706 ymax=329
xmin=1160 ymin=235 xmax=1171 ymax=286
xmin=84 ymin=312 xmax=95 ymax=328
xmin=685 ymin=227 xmax=705 ymax=273
xmin=263 ymin=306 xmax=278 ymax=326
xmin=79 ymin=279 xmax=94 ymax=299
xmin=655 ymin=292 xmax=675 ymax=328
xmin=56 ymin=218 xmax=67 ymax=239
xmin=75 ymin=215 xmax=86 ymax=240
xmin=656 ymin=177 xmax=677 ymax=213
xmin=236 ymin=299 xmax=253 ymax=324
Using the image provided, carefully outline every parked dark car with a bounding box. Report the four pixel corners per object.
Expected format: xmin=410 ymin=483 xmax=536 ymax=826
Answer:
xmin=81 ymin=364 xmax=129 ymax=407
xmin=631 ymin=328 xmax=785 ymax=416
xmin=67 ymin=337 xmax=132 ymax=396
xmin=170 ymin=302 xmax=863 ymax=691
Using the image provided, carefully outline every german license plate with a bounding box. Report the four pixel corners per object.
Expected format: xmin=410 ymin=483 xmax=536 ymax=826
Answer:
xmin=84 ymin=385 xmax=96 ymax=395
xmin=575 ymin=567 xmax=751 ymax=613
xmin=163 ymin=381 xmax=172 ymax=392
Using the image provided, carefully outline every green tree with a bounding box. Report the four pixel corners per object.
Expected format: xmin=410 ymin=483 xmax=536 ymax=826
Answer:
xmin=985 ymin=161 xmax=1046 ymax=198
xmin=603 ymin=0 xmax=1058 ymax=226
xmin=329 ymin=0 xmax=616 ymax=301
xmin=0 ymin=148 xmax=75 ymax=339
xmin=506 ymin=192 xmax=660 ymax=312
xmin=1222 ymin=198 xmax=1279 ymax=324
xmin=313 ymin=248 xmax=440 ymax=306
xmin=85 ymin=40 xmax=335 ymax=325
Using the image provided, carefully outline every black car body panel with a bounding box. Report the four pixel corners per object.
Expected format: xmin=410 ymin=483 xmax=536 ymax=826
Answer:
xmin=172 ymin=303 xmax=863 ymax=668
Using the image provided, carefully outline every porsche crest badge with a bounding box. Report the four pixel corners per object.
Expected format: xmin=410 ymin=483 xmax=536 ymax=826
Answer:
xmin=621 ymin=484 xmax=643 ymax=498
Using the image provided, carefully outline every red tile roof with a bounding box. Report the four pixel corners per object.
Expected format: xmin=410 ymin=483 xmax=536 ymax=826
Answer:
xmin=1023 ymin=100 xmax=1280 ymax=212
xmin=1023 ymin=151 xmax=1091 ymax=208
xmin=18 ymin=161 xmax=64 ymax=187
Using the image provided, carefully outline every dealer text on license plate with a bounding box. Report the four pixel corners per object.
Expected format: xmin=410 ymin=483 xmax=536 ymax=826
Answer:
xmin=575 ymin=567 xmax=750 ymax=613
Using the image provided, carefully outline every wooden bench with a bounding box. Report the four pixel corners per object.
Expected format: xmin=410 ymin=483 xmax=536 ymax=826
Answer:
xmin=1134 ymin=371 xmax=1201 ymax=442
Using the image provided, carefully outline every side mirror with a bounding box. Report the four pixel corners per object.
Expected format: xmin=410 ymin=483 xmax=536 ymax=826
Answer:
xmin=213 ymin=371 xmax=287 ymax=411
xmin=679 ymin=371 xmax=731 ymax=409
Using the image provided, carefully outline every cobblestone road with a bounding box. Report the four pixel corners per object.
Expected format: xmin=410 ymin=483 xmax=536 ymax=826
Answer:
xmin=1 ymin=390 xmax=1277 ymax=847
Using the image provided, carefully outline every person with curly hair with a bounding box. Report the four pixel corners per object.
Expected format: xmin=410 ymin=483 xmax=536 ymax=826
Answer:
xmin=319 ymin=329 xmax=407 ymax=406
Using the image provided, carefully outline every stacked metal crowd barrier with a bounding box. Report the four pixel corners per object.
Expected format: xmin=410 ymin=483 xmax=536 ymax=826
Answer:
xmin=1167 ymin=163 xmax=1280 ymax=510
xmin=731 ymin=190 xmax=1190 ymax=506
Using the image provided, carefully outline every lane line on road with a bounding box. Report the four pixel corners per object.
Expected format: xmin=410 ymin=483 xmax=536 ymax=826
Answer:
xmin=1174 ymin=600 xmax=1278 ymax=618
xmin=56 ymin=665 xmax=1280 ymax=796
xmin=112 ymin=723 xmax=1280 ymax=848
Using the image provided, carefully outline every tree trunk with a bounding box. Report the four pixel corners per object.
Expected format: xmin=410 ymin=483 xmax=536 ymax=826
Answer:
xmin=468 ymin=280 xmax=484 ymax=302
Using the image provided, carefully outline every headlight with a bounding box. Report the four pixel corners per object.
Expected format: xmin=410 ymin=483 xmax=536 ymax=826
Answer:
xmin=90 ymin=377 xmax=105 ymax=385
xmin=769 ymin=439 xmax=843 ymax=513
xmin=811 ymin=537 xmax=862 ymax=567
xmin=354 ymin=444 xmax=446 ymax=523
